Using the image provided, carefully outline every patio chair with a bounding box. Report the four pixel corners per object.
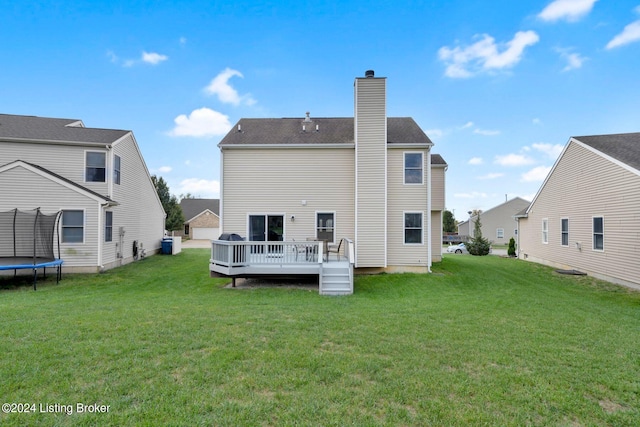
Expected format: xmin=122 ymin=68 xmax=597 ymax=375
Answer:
xmin=326 ymin=238 xmax=343 ymax=262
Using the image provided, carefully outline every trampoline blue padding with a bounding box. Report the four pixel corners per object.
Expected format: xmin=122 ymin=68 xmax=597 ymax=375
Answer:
xmin=0 ymin=258 xmax=63 ymax=271
xmin=0 ymin=258 xmax=63 ymax=289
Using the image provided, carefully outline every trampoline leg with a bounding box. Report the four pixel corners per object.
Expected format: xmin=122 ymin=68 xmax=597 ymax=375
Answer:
xmin=33 ymin=268 xmax=37 ymax=291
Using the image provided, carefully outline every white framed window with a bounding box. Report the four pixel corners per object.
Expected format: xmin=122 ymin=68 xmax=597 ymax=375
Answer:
xmin=105 ymin=211 xmax=113 ymax=242
xmin=593 ymin=216 xmax=604 ymax=251
xmin=496 ymin=228 xmax=504 ymax=239
xmin=85 ymin=151 xmax=106 ymax=182
xmin=542 ymin=218 xmax=548 ymax=244
xmin=62 ymin=210 xmax=84 ymax=243
xmin=404 ymin=212 xmax=423 ymax=244
xmin=561 ymin=218 xmax=569 ymax=247
xmin=113 ymin=155 xmax=121 ymax=185
xmin=404 ymin=152 xmax=423 ymax=184
xmin=316 ymin=212 xmax=335 ymax=243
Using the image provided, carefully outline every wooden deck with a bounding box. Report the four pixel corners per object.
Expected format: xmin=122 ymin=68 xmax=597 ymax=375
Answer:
xmin=210 ymin=239 xmax=354 ymax=295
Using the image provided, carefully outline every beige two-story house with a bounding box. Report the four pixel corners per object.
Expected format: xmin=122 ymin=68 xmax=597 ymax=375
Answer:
xmin=0 ymin=114 xmax=165 ymax=272
xmin=216 ymin=70 xmax=446 ymax=276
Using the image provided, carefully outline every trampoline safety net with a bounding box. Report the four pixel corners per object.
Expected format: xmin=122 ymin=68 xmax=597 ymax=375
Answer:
xmin=0 ymin=208 xmax=61 ymax=261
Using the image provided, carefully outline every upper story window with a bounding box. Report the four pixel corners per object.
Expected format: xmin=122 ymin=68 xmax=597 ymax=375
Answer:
xmin=62 ymin=210 xmax=84 ymax=243
xmin=86 ymin=151 xmax=106 ymax=182
xmin=404 ymin=152 xmax=423 ymax=184
xmin=593 ymin=217 xmax=604 ymax=251
xmin=113 ymin=155 xmax=121 ymax=185
xmin=561 ymin=218 xmax=569 ymax=246
xmin=542 ymin=218 xmax=548 ymax=244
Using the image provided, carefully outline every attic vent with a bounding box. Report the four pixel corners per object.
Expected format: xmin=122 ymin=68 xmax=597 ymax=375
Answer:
xmin=365 ymin=70 xmax=375 ymax=78
xmin=304 ymin=112 xmax=312 ymax=122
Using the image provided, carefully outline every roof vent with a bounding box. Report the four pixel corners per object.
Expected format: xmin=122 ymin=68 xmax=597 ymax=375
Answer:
xmin=365 ymin=70 xmax=375 ymax=78
xmin=304 ymin=112 xmax=312 ymax=122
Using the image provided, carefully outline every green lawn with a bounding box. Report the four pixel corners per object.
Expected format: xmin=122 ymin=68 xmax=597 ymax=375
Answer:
xmin=1 ymin=251 xmax=639 ymax=426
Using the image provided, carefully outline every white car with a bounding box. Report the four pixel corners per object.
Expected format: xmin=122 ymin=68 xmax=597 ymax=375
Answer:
xmin=446 ymin=243 xmax=468 ymax=254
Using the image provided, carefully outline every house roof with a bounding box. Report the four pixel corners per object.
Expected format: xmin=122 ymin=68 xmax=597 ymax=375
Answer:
xmin=573 ymin=132 xmax=640 ymax=172
xmin=431 ymin=154 xmax=447 ymax=166
xmin=0 ymin=160 xmax=117 ymax=205
xmin=0 ymin=113 xmax=130 ymax=145
xmin=219 ymin=117 xmax=433 ymax=147
xmin=180 ymin=198 xmax=220 ymax=223
xmin=459 ymin=197 xmax=530 ymax=225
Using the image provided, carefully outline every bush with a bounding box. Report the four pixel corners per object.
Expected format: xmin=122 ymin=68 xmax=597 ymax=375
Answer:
xmin=508 ymin=237 xmax=516 ymax=257
xmin=467 ymin=216 xmax=491 ymax=256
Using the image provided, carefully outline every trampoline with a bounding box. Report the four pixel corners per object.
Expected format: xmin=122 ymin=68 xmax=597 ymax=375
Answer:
xmin=0 ymin=208 xmax=63 ymax=290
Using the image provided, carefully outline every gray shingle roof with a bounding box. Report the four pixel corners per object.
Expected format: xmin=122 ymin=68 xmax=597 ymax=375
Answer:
xmin=574 ymin=132 xmax=640 ymax=172
xmin=219 ymin=117 xmax=433 ymax=146
xmin=0 ymin=114 xmax=130 ymax=145
xmin=431 ymin=154 xmax=447 ymax=166
xmin=180 ymin=198 xmax=220 ymax=222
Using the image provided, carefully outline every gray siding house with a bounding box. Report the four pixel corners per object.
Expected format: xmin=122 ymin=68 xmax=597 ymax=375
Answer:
xmin=216 ymin=71 xmax=447 ymax=274
xmin=457 ymin=197 xmax=530 ymax=244
xmin=0 ymin=114 xmax=165 ymax=272
xmin=517 ymin=132 xmax=640 ymax=290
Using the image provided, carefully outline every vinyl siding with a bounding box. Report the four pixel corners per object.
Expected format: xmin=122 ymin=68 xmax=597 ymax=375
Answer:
xmin=431 ymin=166 xmax=446 ymax=211
xmin=387 ymin=148 xmax=428 ymax=266
xmin=519 ymin=141 xmax=640 ymax=287
xmin=110 ymin=135 xmax=165 ymax=266
xmin=222 ymin=147 xmax=355 ymax=242
xmin=0 ymin=134 xmax=164 ymax=271
xmin=478 ymin=198 xmax=529 ymax=243
xmin=0 ymin=165 xmax=100 ymax=267
xmin=0 ymin=141 xmax=110 ymax=196
xmin=355 ymin=77 xmax=386 ymax=267
xmin=431 ymin=211 xmax=443 ymax=262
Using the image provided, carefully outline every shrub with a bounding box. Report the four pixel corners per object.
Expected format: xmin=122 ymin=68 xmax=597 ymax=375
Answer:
xmin=508 ymin=237 xmax=516 ymax=257
xmin=467 ymin=216 xmax=491 ymax=256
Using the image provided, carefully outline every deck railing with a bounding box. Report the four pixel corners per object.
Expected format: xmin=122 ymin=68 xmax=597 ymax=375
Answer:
xmin=211 ymin=240 xmax=323 ymax=267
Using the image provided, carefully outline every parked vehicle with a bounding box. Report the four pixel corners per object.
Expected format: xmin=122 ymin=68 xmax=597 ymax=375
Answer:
xmin=446 ymin=243 xmax=468 ymax=254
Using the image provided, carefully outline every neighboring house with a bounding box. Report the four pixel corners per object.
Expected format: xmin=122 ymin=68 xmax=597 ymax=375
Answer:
xmin=0 ymin=114 xmax=165 ymax=273
xmin=179 ymin=198 xmax=220 ymax=240
xmin=216 ymin=70 xmax=447 ymax=273
xmin=517 ymin=132 xmax=640 ymax=290
xmin=457 ymin=197 xmax=530 ymax=243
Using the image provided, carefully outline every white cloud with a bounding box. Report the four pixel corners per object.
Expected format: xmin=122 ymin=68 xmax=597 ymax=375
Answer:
xmin=521 ymin=166 xmax=552 ymax=182
xmin=494 ymin=153 xmax=535 ymax=167
xmin=426 ymin=128 xmax=444 ymax=138
xmin=461 ymin=121 xmax=474 ymax=129
xmin=532 ymin=118 xmax=542 ymax=125
xmin=555 ymin=48 xmax=587 ymax=71
xmin=142 ymin=51 xmax=168 ymax=65
xmin=478 ymin=172 xmax=504 ymax=180
xmin=158 ymin=166 xmax=172 ymax=173
xmin=438 ymin=31 xmax=539 ymax=78
xmin=606 ymin=20 xmax=640 ymax=49
xmin=468 ymin=157 xmax=483 ymax=165
xmin=169 ymin=107 xmax=232 ymax=138
xmin=454 ymin=191 xmax=488 ymax=199
xmin=106 ymin=50 xmax=118 ymax=63
xmin=204 ymin=68 xmax=257 ymax=106
xmin=474 ymin=128 xmax=501 ymax=136
xmin=176 ymin=178 xmax=220 ymax=198
xmin=538 ymin=0 xmax=598 ymax=22
xmin=531 ymin=143 xmax=564 ymax=159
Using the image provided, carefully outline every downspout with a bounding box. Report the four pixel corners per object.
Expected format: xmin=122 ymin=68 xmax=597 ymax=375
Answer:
xmin=427 ymin=148 xmax=432 ymax=272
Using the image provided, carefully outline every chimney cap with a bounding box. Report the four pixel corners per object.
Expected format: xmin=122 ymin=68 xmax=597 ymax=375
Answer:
xmin=365 ymin=70 xmax=375 ymax=78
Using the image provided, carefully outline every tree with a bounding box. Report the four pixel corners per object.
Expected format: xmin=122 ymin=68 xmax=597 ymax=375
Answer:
xmin=508 ymin=237 xmax=516 ymax=257
xmin=466 ymin=215 xmax=491 ymax=256
xmin=151 ymin=175 xmax=184 ymax=231
xmin=443 ymin=210 xmax=456 ymax=233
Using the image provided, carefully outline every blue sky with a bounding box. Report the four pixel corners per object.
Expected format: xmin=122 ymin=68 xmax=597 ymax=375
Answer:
xmin=2 ymin=0 xmax=639 ymax=222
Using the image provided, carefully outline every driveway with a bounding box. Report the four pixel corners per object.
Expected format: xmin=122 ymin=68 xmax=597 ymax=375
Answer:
xmin=181 ymin=239 xmax=211 ymax=249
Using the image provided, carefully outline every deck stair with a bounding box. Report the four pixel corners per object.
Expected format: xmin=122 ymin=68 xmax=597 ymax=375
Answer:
xmin=320 ymin=260 xmax=353 ymax=295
